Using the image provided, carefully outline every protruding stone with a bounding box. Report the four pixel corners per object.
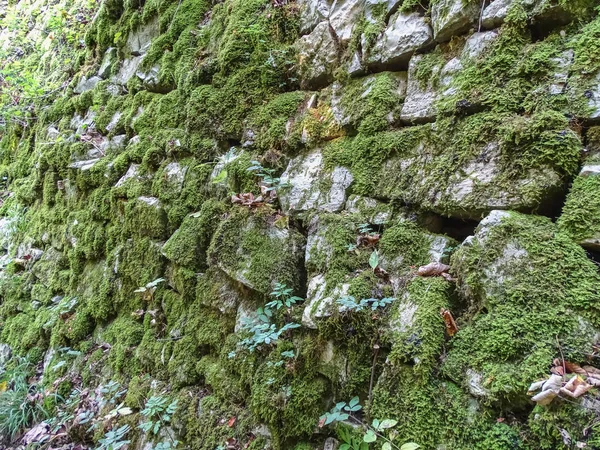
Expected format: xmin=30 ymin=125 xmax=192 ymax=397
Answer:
xmin=329 ymin=0 xmax=364 ymax=44
xmin=298 ymin=0 xmax=329 ymax=35
xmin=431 ymin=0 xmax=479 ymax=42
xmin=366 ymin=12 xmax=433 ymax=70
xmin=279 ymin=150 xmax=354 ymax=214
xmin=400 ymin=54 xmax=441 ymax=123
xmin=98 ymin=47 xmax=117 ymax=78
xmin=73 ymin=75 xmax=102 ymax=94
xmin=209 ymin=212 xmax=306 ymax=294
xmin=296 ymin=22 xmax=339 ymax=90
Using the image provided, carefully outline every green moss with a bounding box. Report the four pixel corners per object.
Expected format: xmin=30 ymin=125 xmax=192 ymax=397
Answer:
xmin=102 ymin=316 xmax=145 ymax=376
xmin=249 ymin=91 xmax=307 ymax=153
xmin=445 ymin=212 xmax=600 ymax=405
xmin=207 ymin=208 xmax=305 ymax=294
xmin=335 ymin=72 xmax=407 ymax=135
xmin=162 ymin=199 xmax=225 ymax=270
xmin=558 ymin=174 xmax=600 ymax=243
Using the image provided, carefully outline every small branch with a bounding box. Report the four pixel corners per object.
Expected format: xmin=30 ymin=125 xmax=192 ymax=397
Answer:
xmin=367 ymin=343 xmax=380 ymax=423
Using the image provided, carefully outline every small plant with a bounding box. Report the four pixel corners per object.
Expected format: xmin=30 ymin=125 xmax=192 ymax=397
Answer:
xmin=140 ymin=395 xmax=179 ymax=449
xmin=239 ymin=321 xmax=300 ymax=351
xmin=337 ymin=296 xmax=396 ymax=312
xmin=358 ymin=224 xmax=378 ymax=236
xmin=0 ymin=357 xmax=52 ymax=442
xmin=320 ymin=397 xmax=362 ymax=425
xmin=320 ymin=397 xmax=419 ymax=450
xmin=97 ymin=424 xmax=131 ymax=450
xmin=134 ymin=278 xmax=165 ymax=301
xmin=247 ymin=160 xmax=290 ymax=192
xmin=265 ymin=283 xmax=303 ymax=310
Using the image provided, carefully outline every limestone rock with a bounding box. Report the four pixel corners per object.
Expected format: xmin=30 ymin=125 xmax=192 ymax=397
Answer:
xmin=364 ymin=0 xmax=403 ymax=23
xmin=208 ymin=212 xmax=306 ymax=294
xmin=377 ymin=128 xmax=569 ymax=219
xmin=98 ymin=47 xmax=117 ymax=78
xmin=298 ymin=0 xmax=329 ymax=35
xmin=586 ymin=71 xmax=600 ymax=120
xmin=279 ymin=150 xmax=354 ymax=214
xmin=126 ymin=18 xmax=159 ymax=56
xmin=115 ymin=164 xmax=143 ymax=188
xmin=329 ymin=0 xmax=363 ymax=44
xmin=400 ymin=54 xmax=442 ymax=123
xmin=329 ymin=71 xmax=407 ymax=131
xmin=73 ymin=75 xmax=102 ymax=94
xmin=301 ymin=274 xmax=349 ymax=329
xmin=113 ymin=55 xmax=144 ymax=86
xmin=431 ymin=0 xmax=479 ymax=42
xmin=345 ymin=195 xmax=393 ymax=223
xmin=481 ymin=0 xmax=515 ymax=29
xmin=0 ymin=344 xmax=11 ymax=368
xmin=296 ymin=22 xmax=339 ymax=90
xmin=446 ymin=211 xmax=600 ymax=402
xmin=366 ymin=12 xmax=433 ymax=70
xmin=549 ymin=49 xmax=573 ymax=95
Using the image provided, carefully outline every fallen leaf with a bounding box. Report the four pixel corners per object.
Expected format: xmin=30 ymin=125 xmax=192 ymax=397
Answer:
xmin=228 ymin=416 xmax=237 ymax=427
xmin=418 ymin=262 xmax=451 ymax=277
xmin=440 ymin=308 xmax=459 ymax=336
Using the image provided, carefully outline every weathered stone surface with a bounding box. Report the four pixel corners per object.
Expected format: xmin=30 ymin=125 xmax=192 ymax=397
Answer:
xmin=98 ymin=47 xmax=117 ymax=78
xmin=329 ymin=0 xmax=363 ymax=44
xmin=431 ymin=0 xmax=479 ymax=42
xmin=481 ymin=0 xmax=514 ymax=29
xmin=377 ymin=129 xmax=568 ymax=219
xmin=345 ymin=195 xmax=393 ymax=223
xmin=73 ymin=75 xmax=102 ymax=94
xmin=126 ymin=18 xmax=159 ymax=56
xmin=366 ymin=12 xmax=433 ymax=70
xmin=298 ymin=0 xmax=329 ymax=35
xmin=279 ymin=150 xmax=354 ymax=214
xmin=301 ymin=274 xmax=349 ymax=329
xmin=586 ymin=71 xmax=600 ymax=120
xmin=296 ymin=22 xmax=339 ymax=90
xmin=113 ymin=55 xmax=144 ymax=86
xmin=329 ymin=71 xmax=408 ymax=129
xmin=549 ymin=49 xmax=573 ymax=95
xmin=115 ymin=164 xmax=143 ymax=187
xmin=400 ymin=54 xmax=441 ymax=123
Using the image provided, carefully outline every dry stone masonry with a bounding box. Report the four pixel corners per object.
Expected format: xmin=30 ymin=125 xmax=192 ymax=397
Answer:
xmin=2 ymin=0 xmax=600 ymax=449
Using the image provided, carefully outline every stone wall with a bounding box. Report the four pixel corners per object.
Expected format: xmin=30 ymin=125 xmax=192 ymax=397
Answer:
xmin=2 ymin=0 xmax=600 ymax=449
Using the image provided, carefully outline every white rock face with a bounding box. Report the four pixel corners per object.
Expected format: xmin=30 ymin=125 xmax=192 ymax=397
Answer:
xmin=126 ymin=18 xmax=159 ymax=55
xmin=163 ymin=162 xmax=188 ymax=194
xmin=298 ymin=0 xmax=330 ymax=35
xmin=549 ymin=49 xmax=573 ymax=95
xmin=302 ymin=275 xmax=350 ymax=329
xmin=113 ymin=19 xmax=159 ymax=86
xmin=462 ymin=30 xmax=499 ymax=60
xmin=279 ymin=150 xmax=354 ymax=214
xmin=115 ymin=164 xmax=142 ymax=187
xmin=580 ymin=165 xmax=600 ymax=177
xmin=481 ymin=0 xmax=514 ymax=29
xmin=587 ymin=72 xmax=600 ymax=120
xmin=431 ymin=0 xmax=479 ymax=42
xmin=345 ymin=195 xmax=393 ymax=223
xmin=400 ymin=54 xmax=441 ymax=123
xmin=98 ymin=47 xmax=117 ymax=78
xmin=329 ymin=0 xmax=364 ymax=44
xmin=296 ymin=22 xmax=339 ymax=89
xmin=73 ymin=75 xmax=102 ymax=94
xmin=366 ymin=12 xmax=433 ymax=69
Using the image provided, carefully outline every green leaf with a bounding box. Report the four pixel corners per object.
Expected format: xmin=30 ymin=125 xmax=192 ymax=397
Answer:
xmin=372 ymin=419 xmax=380 ymax=430
xmin=363 ymin=430 xmax=377 ymax=443
xmin=400 ymin=444 xmax=420 ymax=450
xmin=339 ymin=445 xmax=351 ymax=450
xmin=369 ymin=250 xmax=379 ymax=269
xmin=212 ymin=169 xmax=227 ymax=184
xmin=379 ymin=419 xmax=398 ymax=429
xmin=382 ymin=444 xmax=392 ymax=450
